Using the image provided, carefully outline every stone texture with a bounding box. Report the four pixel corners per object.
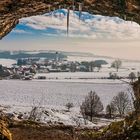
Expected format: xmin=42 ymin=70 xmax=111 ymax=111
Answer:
xmin=0 ymin=115 xmax=12 ymax=140
xmin=0 ymin=0 xmax=140 ymax=39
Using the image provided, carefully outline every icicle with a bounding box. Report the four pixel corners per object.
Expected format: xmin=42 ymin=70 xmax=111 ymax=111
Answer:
xmin=79 ymin=3 xmax=82 ymax=20
xmin=67 ymin=7 xmax=70 ymax=36
xmin=72 ymin=0 xmax=75 ymax=12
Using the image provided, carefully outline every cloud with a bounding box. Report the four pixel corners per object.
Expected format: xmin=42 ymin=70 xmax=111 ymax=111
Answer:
xmin=17 ymin=9 xmax=140 ymax=40
xmin=26 ymin=23 xmax=47 ymax=30
xmin=12 ymin=29 xmax=31 ymax=34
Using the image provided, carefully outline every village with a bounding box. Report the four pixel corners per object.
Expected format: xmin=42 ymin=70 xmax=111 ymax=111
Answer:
xmin=0 ymin=54 xmax=139 ymax=82
xmin=0 ymin=56 xmax=106 ymax=80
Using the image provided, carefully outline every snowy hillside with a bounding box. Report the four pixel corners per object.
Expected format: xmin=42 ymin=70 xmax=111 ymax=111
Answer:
xmin=12 ymin=9 xmax=140 ymax=40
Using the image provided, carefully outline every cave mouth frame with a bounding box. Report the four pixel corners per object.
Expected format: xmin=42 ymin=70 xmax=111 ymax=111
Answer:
xmin=0 ymin=0 xmax=140 ymax=39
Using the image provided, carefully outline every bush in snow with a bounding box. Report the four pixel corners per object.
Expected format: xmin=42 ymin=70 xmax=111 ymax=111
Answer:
xmin=109 ymin=72 xmax=119 ymax=79
xmin=65 ymin=102 xmax=74 ymax=111
xmin=29 ymin=106 xmax=43 ymax=121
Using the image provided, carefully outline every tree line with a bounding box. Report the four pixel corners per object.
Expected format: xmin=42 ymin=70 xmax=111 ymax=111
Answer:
xmin=65 ymin=90 xmax=132 ymax=123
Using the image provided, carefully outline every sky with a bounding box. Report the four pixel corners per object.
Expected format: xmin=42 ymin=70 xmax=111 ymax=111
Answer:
xmin=0 ymin=9 xmax=140 ymax=60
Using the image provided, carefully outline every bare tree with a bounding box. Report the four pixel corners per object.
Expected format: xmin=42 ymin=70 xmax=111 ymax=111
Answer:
xmin=70 ymin=62 xmax=77 ymax=72
xmin=106 ymin=103 xmax=116 ymax=118
xmin=29 ymin=94 xmax=44 ymax=121
xmin=89 ymin=61 xmax=95 ymax=72
xmin=129 ymin=72 xmax=136 ymax=83
xmin=97 ymin=64 xmax=102 ymax=72
xmin=109 ymin=72 xmax=119 ymax=79
xmin=137 ymin=72 xmax=140 ymax=78
xmin=111 ymin=92 xmax=131 ymax=117
xmin=80 ymin=102 xmax=88 ymax=124
xmin=29 ymin=106 xmax=42 ymax=121
xmin=80 ymin=91 xmax=103 ymax=122
xmin=65 ymin=102 xmax=74 ymax=111
xmin=111 ymin=59 xmax=122 ymax=72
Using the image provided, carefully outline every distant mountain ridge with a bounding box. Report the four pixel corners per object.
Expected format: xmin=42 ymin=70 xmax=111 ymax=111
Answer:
xmin=0 ymin=51 xmax=66 ymax=60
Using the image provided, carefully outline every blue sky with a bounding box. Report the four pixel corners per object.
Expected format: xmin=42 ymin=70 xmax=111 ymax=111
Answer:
xmin=4 ymin=9 xmax=140 ymax=41
xmin=1 ymin=9 xmax=140 ymax=60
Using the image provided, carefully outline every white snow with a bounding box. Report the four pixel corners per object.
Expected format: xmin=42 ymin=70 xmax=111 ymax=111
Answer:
xmin=0 ymin=59 xmax=16 ymax=67
xmin=35 ymin=58 xmax=140 ymax=81
xmin=0 ymin=105 xmax=120 ymax=128
xmin=0 ymin=56 xmax=140 ymax=127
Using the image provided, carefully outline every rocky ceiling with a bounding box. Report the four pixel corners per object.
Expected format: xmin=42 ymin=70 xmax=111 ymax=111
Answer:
xmin=0 ymin=0 xmax=140 ymax=39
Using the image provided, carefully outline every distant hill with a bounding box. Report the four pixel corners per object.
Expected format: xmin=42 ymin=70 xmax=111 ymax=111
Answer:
xmin=0 ymin=51 xmax=67 ymax=60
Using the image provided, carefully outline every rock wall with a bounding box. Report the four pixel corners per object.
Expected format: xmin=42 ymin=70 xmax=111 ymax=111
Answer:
xmin=0 ymin=0 xmax=140 ymax=38
xmin=0 ymin=116 xmax=12 ymax=140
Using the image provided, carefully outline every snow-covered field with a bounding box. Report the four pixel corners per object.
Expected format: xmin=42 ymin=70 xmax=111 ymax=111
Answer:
xmin=35 ymin=57 xmax=140 ymax=81
xmin=0 ymin=59 xmax=16 ymax=67
xmin=0 ymin=57 xmax=139 ymax=127
xmin=0 ymin=80 xmax=128 ymax=127
xmin=0 ymin=80 xmax=129 ymax=108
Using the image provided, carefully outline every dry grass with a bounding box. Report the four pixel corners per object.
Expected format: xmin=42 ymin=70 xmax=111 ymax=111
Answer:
xmin=9 ymin=121 xmax=75 ymax=140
